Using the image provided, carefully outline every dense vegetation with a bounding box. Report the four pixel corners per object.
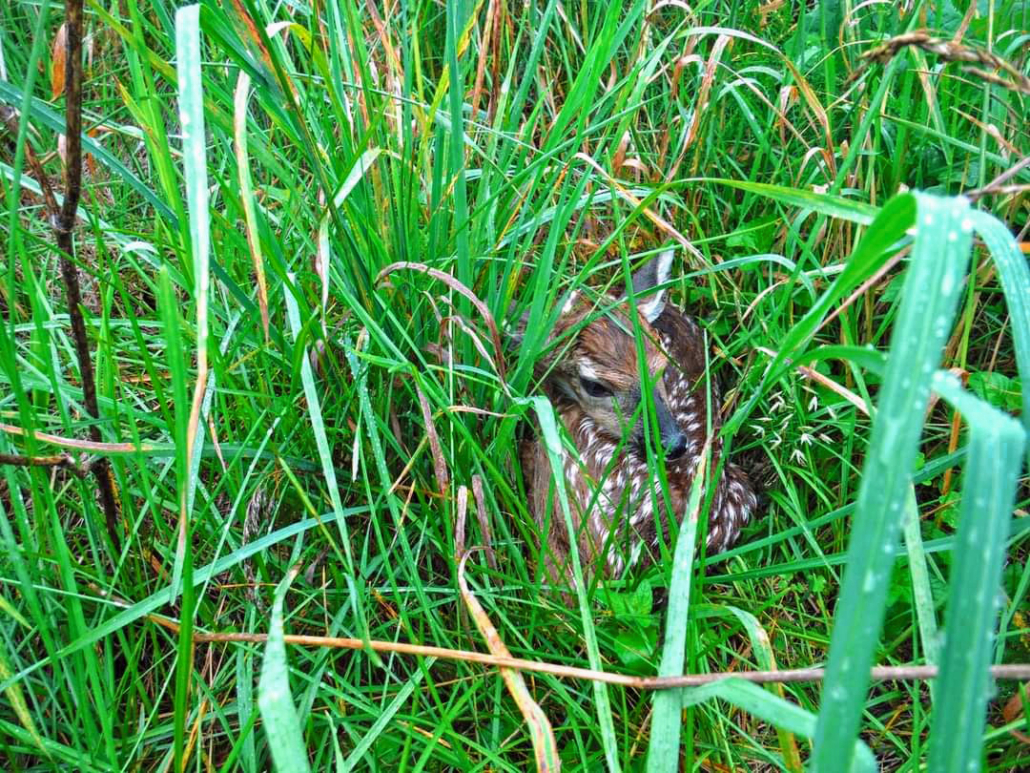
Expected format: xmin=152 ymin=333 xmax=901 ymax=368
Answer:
xmin=1 ymin=0 xmax=1028 ymax=770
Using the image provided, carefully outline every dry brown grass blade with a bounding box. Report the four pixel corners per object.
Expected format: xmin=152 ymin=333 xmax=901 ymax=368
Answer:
xmin=777 ymin=83 xmax=795 ymax=148
xmin=458 ymin=553 xmax=560 ymax=772
xmin=470 ymin=0 xmax=498 ymax=127
xmin=573 ymin=152 xmax=707 ymax=266
xmin=414 ymin=382 xmax=449 ymax=498
xmin=471 ymin=475 xmax=497 ymax=570
xmin=50 ymin=23 xmax=67 ymax=100
xmin=784 ymin=61 xmax=836 ymax=176
xmin=227 ymin=0 xmax=294 ymax=101
xmin=1002 ymin=684 xmax=1030 ymax=744
xmin=363 ymin=0 xmax=402 ymax=77
xmin=967 ymin=155 xmax=1030 ymax=201
xmin=953 ymin=108 xmax=1021 ymax=156
xmin=674 ymin=34 xmax=729 ymax=178
xmin=0 ymin=107 xmax=60 ymax=216
xmin=440 ymin=312 xmax=505 ymax=388
xmin=0 ymin=421 xmax=160 ymax=454
xmin=377 ymin=261 xmax=507 ymax=381
xmin=455 ymin=485 xmax=468 ymax=561
xmin=756 ymin=347 xmax=870 ymax=416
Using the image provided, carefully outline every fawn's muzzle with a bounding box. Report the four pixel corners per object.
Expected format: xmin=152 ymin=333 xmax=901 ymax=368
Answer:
xmin=636 ymin=387 xmax=689 ymax=460
xmin=664 ymin=431 xmax=688 ymax=460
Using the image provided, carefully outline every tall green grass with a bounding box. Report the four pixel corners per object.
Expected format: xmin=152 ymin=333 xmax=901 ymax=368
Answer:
xmin=1 ymin=1 xmax=1028 ymax=770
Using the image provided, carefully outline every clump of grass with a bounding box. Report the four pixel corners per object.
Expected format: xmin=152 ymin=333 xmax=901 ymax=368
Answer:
xmin=1 ymin=1 xmax=1028 ymax=771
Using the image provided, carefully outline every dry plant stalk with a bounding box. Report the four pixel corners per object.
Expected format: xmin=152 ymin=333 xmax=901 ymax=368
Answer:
xmin=0 ymin=451 xmax=92 ymax=476
xmin=89 ymin=585 xmax=1030 ymax=692
xmin=0 ymin=1 xmax=123 ymax=549
xmin=58 ymin=0 xmax=122 ymax=550
xmin=849 ymin=32 xmax=1030 ymax=96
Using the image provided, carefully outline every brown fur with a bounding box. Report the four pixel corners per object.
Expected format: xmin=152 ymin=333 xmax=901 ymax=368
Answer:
xmin=518 ymin=262 xmax=757 ymax=592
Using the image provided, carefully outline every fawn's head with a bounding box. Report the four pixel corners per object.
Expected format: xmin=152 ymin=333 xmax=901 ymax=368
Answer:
xmin=513 ymin=250 xmax=689 ymax=460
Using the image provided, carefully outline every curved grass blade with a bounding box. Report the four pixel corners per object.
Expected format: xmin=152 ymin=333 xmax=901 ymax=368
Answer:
xmin=681 ymin=679 xmax=876 ymax=773
xmin=969 ymin=210 xmax=1030 ymax=465
xmin=725 ymin=193 xmax=917 ymax=434
xmin=233 ymin=70 xmax=271 ymax=344
xmin=812 ymin=193 xmax=974 ymax=771
xmin=927 ymin=373 xmax=1026 ymax=773
xmin=459 ymin=555 xmax=560 ymax=772
xmin=901 ymin=485 xmax=941 ymax=683
xmin=694 ymin=604 xmax=802 ymax=771
xmin=703 ymin=178 xmax=880 ymax=225
xmin=282 ymin=273 xmax=373 ymax=661
xmin=258 ymin=564 xmax=311 ymax=773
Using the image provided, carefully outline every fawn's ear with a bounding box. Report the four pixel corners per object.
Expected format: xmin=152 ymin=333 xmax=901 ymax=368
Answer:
xmin=630 ymin=249 xmax=674 ymax=323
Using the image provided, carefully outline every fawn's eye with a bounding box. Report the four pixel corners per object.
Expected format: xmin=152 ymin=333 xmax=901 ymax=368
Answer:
xmin=580 ymin=376 xmax=612 ymax=399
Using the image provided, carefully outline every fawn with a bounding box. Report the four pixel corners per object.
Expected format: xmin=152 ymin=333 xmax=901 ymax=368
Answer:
xmin=514 ymin=250 xmax=757 ymax=589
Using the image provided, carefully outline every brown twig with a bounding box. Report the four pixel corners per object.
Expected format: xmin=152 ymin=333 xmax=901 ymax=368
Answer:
xmin=52 ymin=0 xmax=122 ymax=550
xmin=184 ymin=629 xmax=1030 ymax=689
xmin=0 ymin=451 xmax=91 ymax=476
xmin=112 ymin=594 xmax=1030 ymax=690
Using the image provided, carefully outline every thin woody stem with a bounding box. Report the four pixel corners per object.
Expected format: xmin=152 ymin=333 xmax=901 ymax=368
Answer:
xmin=111 ymin=596 xmax=1030 ymax=691
xmin=187 ymin=630 xmax=1030 ymax=689
xmin=0 ymin=451 xmax=91 ymax=476
xmin=53 ymin=0 xmax=122 ymax=550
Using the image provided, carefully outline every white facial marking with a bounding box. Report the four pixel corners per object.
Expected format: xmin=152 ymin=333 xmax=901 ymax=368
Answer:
xmin=561 ymin=290 xmax=579 ymax=315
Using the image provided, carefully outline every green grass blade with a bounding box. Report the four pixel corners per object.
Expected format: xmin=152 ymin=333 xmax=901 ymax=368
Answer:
xmin=530 ymin=395 xmax=621 ymax=772
xmin=282 ymin=273 xmax=372 ymax=654
xmin=725 ymin=193 xmax=917 ymax=434
xmin=969 ymin=210 xmax=1030 ymax=463
xmin=172 ymin=7 xmax=207 ymax=766
xmin=646 ymin=446 xmax=705 ymax=772
xmin=259 ymin=564 xmax=312 ymax=773
xmin=0 ymin=506 xmax=367 ymax=695
xmin=0 ymin=79 xmax=178 ymax=225
xmin=0 ymin=644 xmax=48 ymax=758
xmin=702 ymin=178 xmax=880 ymax=225
xmin=681 ymin=679 xmax=876 ymax=773
xmin=927 ymin=373 xmax=1026 ymax=773
xmin=341 ymin=659 xmax=432 ymax=771
xmin=694 ymin=604 xmax=803 ymax=771
xmin=901 ymin=485 xmax=940 ymax=678
xmin=812 ymin=193 xmax=974 ymax=771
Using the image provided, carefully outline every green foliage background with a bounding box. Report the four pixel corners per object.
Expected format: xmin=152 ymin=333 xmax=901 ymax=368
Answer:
xmin=0 ymin=0 xmax=1028 ymax=770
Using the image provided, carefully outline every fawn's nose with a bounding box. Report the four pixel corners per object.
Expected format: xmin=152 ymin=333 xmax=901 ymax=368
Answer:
xmin=664 ymin=432 xmax=688 ymax=460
